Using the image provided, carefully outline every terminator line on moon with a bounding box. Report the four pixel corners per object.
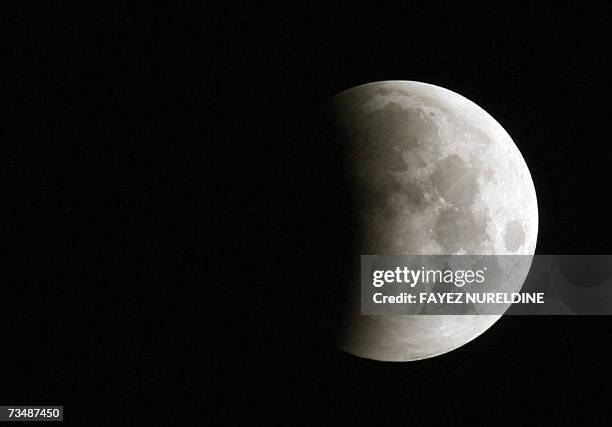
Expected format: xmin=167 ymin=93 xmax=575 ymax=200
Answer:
xmin=329 ymin=81 xmax=538 ymax=361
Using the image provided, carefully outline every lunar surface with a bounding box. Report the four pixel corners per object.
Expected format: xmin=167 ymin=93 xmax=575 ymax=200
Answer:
xmin=330 ymin=81 xmax=538 ymax=361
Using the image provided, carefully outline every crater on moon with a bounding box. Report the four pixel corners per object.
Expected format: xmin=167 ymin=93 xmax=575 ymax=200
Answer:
xmin=430 ymin=154 xmax=479 ymax=206
xmin=504 ymin=220 xmax=526 ymax=252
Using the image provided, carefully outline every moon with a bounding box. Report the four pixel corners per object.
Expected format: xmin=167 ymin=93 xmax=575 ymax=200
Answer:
xmin=329 ymin=81 xmax=538 ymax=361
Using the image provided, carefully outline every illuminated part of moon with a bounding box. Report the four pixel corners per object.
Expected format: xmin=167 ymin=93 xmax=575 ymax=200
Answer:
xmin=330 ymin=81 xmax=538 ymax=361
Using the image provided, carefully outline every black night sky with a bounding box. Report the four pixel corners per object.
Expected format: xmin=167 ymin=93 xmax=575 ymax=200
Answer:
xmin=2 ymin=3 xmax=610 ymax=424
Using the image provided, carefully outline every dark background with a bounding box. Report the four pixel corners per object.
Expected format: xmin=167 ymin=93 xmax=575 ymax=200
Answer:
xmin=1 ymin=3 xmax=610 ymax=423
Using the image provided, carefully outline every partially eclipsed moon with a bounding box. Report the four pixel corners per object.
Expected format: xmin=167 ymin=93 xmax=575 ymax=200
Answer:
xmin=330 ymin=81 xmax=538 ymax=361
